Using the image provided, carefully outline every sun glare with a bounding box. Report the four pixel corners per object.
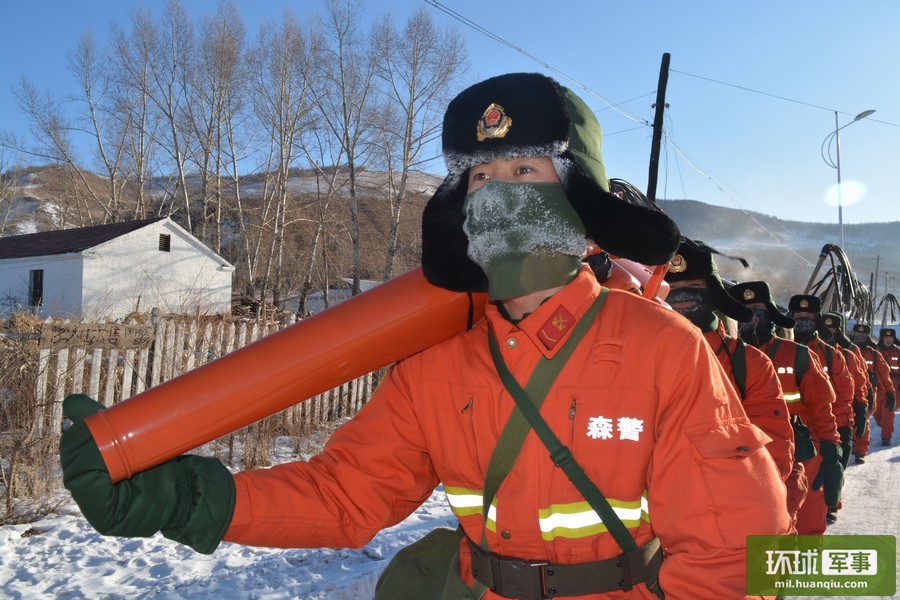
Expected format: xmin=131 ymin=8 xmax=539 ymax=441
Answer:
xmin=824 ymin=180 xmax=867 ymax=208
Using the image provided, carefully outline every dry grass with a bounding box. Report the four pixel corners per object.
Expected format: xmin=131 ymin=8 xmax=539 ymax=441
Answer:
xmin=0 ymin=312 xmax=59 ymax=524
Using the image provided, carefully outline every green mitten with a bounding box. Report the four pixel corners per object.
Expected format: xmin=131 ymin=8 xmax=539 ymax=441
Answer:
xmin=853 ymin=402 xmax=869 ymax=439
xmin=887 ymin=392 xmax=896 ymax=413
xmin=811 ymin=441 xmax=843 ymax=508
xmin=60 ymin=394 xmax=236 ymax=554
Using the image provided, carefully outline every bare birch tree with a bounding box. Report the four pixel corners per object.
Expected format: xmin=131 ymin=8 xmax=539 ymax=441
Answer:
xmin=245 ymin=10 xmax=318 ymax=315
xmin=10 ymin=79 xmax=98 ymax=228
xmin=0 ymin=149 xmax=21 ymax=236
xmin=67 ymin=31 xmax=131 ymax=222
xmin=312 ymin=0 xmax=379 ymax=295
xmin=144 ymin=0 xmax=196 ymax=230
xmin=295 ymin=122 xmax=348 ymax=315
xmin=110 ymin=12 xmax=163 ymax=221
xmin=372 ymin=8 xmax=466 ymax=280
xmin=186 ymin=0 xmax=247 ymax=252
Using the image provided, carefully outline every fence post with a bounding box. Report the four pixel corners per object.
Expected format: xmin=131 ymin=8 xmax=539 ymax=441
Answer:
xmin=184 ymin=319 xmax=198 ymax=373
xmin=150 ymin=309 xmax=164 ymax=388
xmin=88 ymin=347 xmax=103 ymax=399
xmin=102 ymin=347 xmax=119 ymax=407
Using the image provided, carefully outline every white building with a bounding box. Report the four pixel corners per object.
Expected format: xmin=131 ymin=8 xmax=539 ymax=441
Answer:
xmin=0 ymin=217 xmax=234 ymax=320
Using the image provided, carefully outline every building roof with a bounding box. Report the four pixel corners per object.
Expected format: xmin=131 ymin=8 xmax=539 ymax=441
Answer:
xmin=0 ymin=217 xmax=168 ymax=259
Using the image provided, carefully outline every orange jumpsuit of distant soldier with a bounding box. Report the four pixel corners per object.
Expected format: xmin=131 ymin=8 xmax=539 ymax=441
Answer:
xmin=842 ymin=345 xmax=874 ymax=458
xmin=705 ymin=320 xmax=794 ymax=482
xmin=806 ymin=338 xmax=855 ymax=436
xmin=880 ymin=343 xmax=900 ymax=391
xmin=224 ymin=271 xmax=791 ymax=600
xmin=759 ymin=337 xmax=839 ymax=535
xmin=861 ymin=346 xmax=897 ymax=442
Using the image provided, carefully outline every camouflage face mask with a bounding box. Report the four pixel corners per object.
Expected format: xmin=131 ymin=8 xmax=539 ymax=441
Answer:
xmin=462 ymin=181 xmax=588 ymax=300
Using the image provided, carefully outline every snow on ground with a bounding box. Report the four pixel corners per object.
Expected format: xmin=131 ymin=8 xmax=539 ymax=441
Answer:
xmin=1 ymin=417 xmax=897 ymax=599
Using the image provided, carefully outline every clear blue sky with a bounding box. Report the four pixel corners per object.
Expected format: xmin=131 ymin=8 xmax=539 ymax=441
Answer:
xmin=1 ymin=0 xmax=898 ymax=227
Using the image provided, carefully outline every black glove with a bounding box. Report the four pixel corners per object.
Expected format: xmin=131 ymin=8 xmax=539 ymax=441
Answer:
xmin=837 ymin=427 xmax=852 ymax=471
xmin=60 ymin=394 xmax=236 ymax=554
xmin=853 ymin=402 xmax=869 ymax=439
xmin=811 ymin=440 xmax=843 ymax=508
xmin=887 ymin=392 xmax=896 ymax=413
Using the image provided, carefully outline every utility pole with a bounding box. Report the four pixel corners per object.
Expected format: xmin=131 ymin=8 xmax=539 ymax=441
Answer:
xmin=873 ymin=254 xmax=881 ymax=298
xmin=646 ymin=52 xmax=670 ymax=203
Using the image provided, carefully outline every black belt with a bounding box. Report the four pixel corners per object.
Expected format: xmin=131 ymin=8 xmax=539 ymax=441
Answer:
xmin=467 ymin=536 xmax=663 ymax=600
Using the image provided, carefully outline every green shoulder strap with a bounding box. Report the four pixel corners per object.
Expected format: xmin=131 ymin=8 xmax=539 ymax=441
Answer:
xmin=794 ymin=343 xmax=810 ymax=387
xmin=730 ymin=338 xmax=747 ymax=400
xmin=488 ymin=327 xmax=639 ymax=554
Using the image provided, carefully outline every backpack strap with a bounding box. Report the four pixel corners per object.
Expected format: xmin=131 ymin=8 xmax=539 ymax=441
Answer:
xmin=730 ymin=338 xmax=747 ymax=400
xmin=794 ymin=344 xmax=810 ymax=388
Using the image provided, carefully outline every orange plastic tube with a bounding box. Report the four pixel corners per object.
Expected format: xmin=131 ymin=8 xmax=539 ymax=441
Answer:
xmin=85 ymin=267 xmax=486 ymax=483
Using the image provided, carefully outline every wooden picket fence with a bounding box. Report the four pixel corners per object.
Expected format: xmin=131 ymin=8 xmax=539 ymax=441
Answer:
xmin=31 ymin=312 xmax=380 ymax=444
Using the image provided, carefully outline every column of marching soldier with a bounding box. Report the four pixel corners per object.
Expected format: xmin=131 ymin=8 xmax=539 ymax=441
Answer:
xmin=662 ymin=238 xmax=897 ymax=533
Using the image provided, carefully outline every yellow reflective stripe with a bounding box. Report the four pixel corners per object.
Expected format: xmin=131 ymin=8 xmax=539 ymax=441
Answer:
xmin=444 ymin=486 xmax=498 ymax=525
xmin=484 ymin=503 xmax=498 ymax=532
xmin=783 ymin=391 xmax=802 ymax=403
xmin=537 ymin=494 xmax=649 ymax=541
xmin=444 ymin=486 xmax=483 ymax=518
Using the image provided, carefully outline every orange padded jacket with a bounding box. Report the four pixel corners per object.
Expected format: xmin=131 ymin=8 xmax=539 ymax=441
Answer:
xmin=225 ymin=269 xmax=790 ymax=599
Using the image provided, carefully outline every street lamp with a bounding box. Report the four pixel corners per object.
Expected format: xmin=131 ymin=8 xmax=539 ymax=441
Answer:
xmin=821 ymin=109 xmax=876 ymax=248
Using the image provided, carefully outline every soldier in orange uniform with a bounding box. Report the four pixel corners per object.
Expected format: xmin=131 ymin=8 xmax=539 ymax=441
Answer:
xmin=666 ymin=240 xmax=794 ymax=483
xmin=821 ymin=312 xmax=873 ymax=462
xmin=878 ymin=328 xmax=900 ymax=396
xmin=852 ymin=323 xmax=897 ymax=446
xmin=60 ymin=73 xmax=791 ymax=599
xmin=729 ymin=282 xmax=841 ymax=535
xmin=788 ymin=295 xmax=858 ymax=525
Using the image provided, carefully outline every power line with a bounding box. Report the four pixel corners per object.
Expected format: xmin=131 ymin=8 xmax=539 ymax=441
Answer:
xmin=661 ymin=136 xmax=815 ymax=268
xmin=423 ymin=0 xmax=650 ymax=127
xmin=671 ymin=69 xmax=898 ymax=127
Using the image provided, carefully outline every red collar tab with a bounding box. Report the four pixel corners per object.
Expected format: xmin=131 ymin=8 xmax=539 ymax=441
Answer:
xmin=537 ymin=305 xmax=576 ymax=350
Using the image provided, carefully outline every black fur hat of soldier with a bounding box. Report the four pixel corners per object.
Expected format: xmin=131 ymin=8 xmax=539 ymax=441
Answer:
xmin=788 ymin=294 xmax=823 ymax=315
xmin=421 ymin=72 xmax=681 ymax=293
xmin=728 ymin=281 xmax=796 ymax=328
xmin=666 ymin=238 xmax=753 ymax=322
xmin=881 ymin=328 xmax=897 ymax=342
xmin=851 ymin=322 xmax=875 ymax=346
xmin=822 ymin=311 xmax=855 ymax=347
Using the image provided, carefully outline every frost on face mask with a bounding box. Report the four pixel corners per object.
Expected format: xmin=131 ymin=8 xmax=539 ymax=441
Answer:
xmin=462 ymin=181 xmax=587 ymax=269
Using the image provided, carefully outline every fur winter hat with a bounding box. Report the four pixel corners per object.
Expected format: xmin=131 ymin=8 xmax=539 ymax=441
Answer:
xmin=788 ymin=294 xmax=823 ymax=315
xmin=822 ymin=312 xmax=843 ymax=330
xmin=851 ymin=323 xmax=873 ymax=340
xmin=421 ymin=72 xmax=681 ymax=293
xmin=728 ymin=281 xmax=796 ymax=328
xmin=822 ymin=311 xmax=855 ymax=347
xmin=665 ymin=239 xmax=753 ymax=322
